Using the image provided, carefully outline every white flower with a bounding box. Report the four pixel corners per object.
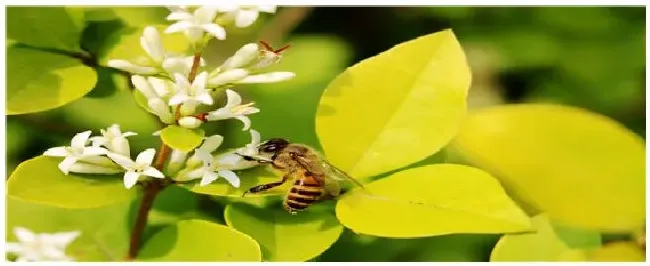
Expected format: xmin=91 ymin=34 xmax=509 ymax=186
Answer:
xmin=162 ymin=56 xmax=206 ymax=77
xmin=178 ymin=116 xmax=203 ymax=129
xmin=108 ymin=26 xmax=187 ymax=75
xmin=187 ymin=135 xmax=224 ymax=165
xmin=237 ymin=72 xmax=296 ymax=84
xmin=220 ymin=43 xmax=259 ymax=70
xmin=217 ymin=5 xmax=277 ymax=28
xmin=43 ymin=131 xmax=108 ymax=175
xmin=148 ymin=98 xmax=175 ymax=124
xmin=206 ymin=89 xmax=260 ymax=130
xmin=165 ymin=6 xmax=226 ymax=42
xmin=207 ymin=68 xmax=249 ymax=87
xmin=168 ymin=72 xmax=213 ymax=108
xmin=187 ymin=150 xmax=240 ymax=187
xmin=107 ymin=148 xmax=165 ymax=189
xmin=6 ymin=227 xmax=80 ymax=262
xmin=216 ymin=129 xmax=262 ymax=170
xmin=90 ymin=124 xmax=137 ymax=157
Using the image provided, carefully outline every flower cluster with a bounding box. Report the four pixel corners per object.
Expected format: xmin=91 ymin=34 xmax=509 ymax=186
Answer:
xmin=6 ymin=227 xmax=80 ymax=262
xmin=42 ymin=5 xmax=291 ymax=191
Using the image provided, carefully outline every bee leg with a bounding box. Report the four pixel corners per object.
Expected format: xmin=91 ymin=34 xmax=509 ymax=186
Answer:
xmin=242 ymin=174 xmax=289 ymax=197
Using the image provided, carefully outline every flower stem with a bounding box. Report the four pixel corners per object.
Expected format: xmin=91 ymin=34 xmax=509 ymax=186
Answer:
xmin=126 ymin=49 xmax=205 ymax=261
xmin=187 ymin=52 xmax=202 ymax=83
xmin=126 ymin=179 xmax=163 ymax=260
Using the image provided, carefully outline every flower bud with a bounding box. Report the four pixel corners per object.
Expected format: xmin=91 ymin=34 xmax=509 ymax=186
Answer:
xmin=68 ymin=161 xmax=124 ymax=174
xmin=208 ymin=68 xmax=249 ymax=87
xmin=148 ymin=98 xmax=175 ymax=124
xmin=179 ymin=116 xmax=203 ymax=129
xmin=221 ymin=43 xmax=259 ymax=70
xmin=132 ymin=75 xmax=158 ymax=99
xmin=238 ymin=72 xmax=296 ymax=84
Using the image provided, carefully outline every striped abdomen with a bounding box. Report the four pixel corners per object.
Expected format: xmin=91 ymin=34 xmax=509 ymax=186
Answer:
xmin=284 ymin=173 xmax=324 ymax=213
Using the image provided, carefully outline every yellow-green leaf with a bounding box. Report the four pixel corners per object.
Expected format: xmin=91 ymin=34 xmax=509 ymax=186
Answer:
xmin=451 ymin=104 xmax=645 ymax=231
xmin=7 ymin=46 xmax=98 ymax=115
xmin=138 ymin=219 xmax=262 ymax=262
xmin=490 ymin=214 xmax=599 ymax=262
xmin=185 ymin=167 xmax=284 ymax=198
xmin=224 ymin=203 xmax=344 ymax=261
xmin=587 ymin=242 xmax=645 ymax=262
xmin=6 ymin=196 xmax=133 ymax=261
xmin=7 ymin=156 xmax=136 ymax=209
xmin=160 ymin=126 xmax=205 ymax=152
xmin=316 ymin=29 xmax=471 ymax=180
xmin=336 ymin=164 xmax=531 ymax=238
xmin=98 ymin=25 xmax=190 ymax=66
xmin=7 ymin=7 xmax=84 ymax=51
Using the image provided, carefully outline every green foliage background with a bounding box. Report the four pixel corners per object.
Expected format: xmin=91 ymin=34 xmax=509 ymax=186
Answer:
xmin=5 ymin=6 xmax=646 ymax=262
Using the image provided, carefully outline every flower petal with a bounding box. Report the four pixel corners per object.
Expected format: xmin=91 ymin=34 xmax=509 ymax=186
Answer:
xmin=71 ymin=130 xmax=92 ymax=149
xmin=141 ymin=26 xmax=165 ymax=64
xmin=107 ymin=153 xmax=135 ymax=169
xmin=194 ymin=6 xmax=218 ymax=23
xmin=164 ymin=21 xmax=194 ymax=33
xmin=143 ymin=167 xmax=165 ymax=179
xmin=201 ymin=23 xmax=226 ymax=40
xmin=123 ymin=132 xmax=138 ymax=137
xmin=217 ymin=153 xmax=242 ymax=165
xmin=235 ymin=115 xmax=252 ymax=131
xmin=131 ymin=75 xmax=159 ymax=99
xmin=235 ymin=9 xmax=259 ymax=28
xmin=200 ymin=135 xmax=224 ymax=153
xmin=194 ymin=92 xmax=214 ymax=106
xmin=47 ymin=231 xmax=81 ymax=246
xmin=206 ymin=107 xmax=231 ymax=121
xmin=107 ymin=60 xmax=158 ymax=75
xmin=82 ymin=146 xmax=109 ymax=156
xmin=218 ymin=170 xmax=241 ymax=188
xmin=5 ymin=242 xmax=23 ymax=253
xmin=58 ymin=156 xmax=78 ymax=175
xmin=162 ymin=57 xmax=191 ymax=77
xmin=257 ymin=5 xmax=277 ymax=13
xmin=43 ymin=147 xmax=69 ymax=157
xmin=168 ymin=92 xmax=190 ymax=106
xmin=225 ymin=89 xmax=243 ymax=107
xmin=68 ymin=162 xmax=124 ymax=174
xmin=237 ymin=72 xmax=296 ymax=84
xmin=221 ymin=43 xmax=259 ymax=70
xmin=192 ymin=72 xmax=209 ymax=91
xmin=136 ymin=148 xmax=156 ymax=165
xmin=148 ymin=76 xmax=172 ymax=98
xmin=148 ymin=98 xmax=175 ymax=124
xmin=186 ymin=167 xmax=207 ymax=179
xmin=200 ymin=171 xmax=219 ymax=186
xmin=249 ymin=129 xmax=262 ymax=145
xmin=166 ymin=11 xmax=192 ymax=21
xmin=13 ymin=227 xmax=35 ymax=242
xmin=207 ymin=68 xmax=248 ymax=87
xmin=179 ymin=116 xmax=203 ymax=129
xmin=123 ymin=171 xmax=140 ymax=189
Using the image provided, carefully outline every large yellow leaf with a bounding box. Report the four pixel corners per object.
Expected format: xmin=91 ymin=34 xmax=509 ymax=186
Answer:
xmin=587 ymin=242 xmax=645 ymax=262
xmin=490 ymin=214 xmax=600 ymax=261
xmin=336 ymin=164 xmax=531 ymax=237
xmin=451 ymin=104 xmax=645 ymax=231
xmin=316 ymin=29 xmax=471 ymax=180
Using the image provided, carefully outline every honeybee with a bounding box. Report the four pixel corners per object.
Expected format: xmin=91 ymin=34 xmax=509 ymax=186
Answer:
xmin=239 ymin=138 xmax=366 ymax=214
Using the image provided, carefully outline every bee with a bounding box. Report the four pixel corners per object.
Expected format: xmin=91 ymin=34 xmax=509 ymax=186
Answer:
xmin=239 ymin=138 xmax=366 ymax=214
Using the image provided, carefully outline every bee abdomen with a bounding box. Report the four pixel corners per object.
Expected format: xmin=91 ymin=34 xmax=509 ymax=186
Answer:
xmin=284 ymin=186 xmax=322 ymax=212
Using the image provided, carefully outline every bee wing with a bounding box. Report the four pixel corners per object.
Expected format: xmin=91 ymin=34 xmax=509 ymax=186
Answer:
xmin=323 ymin=177 xmax=341 ymax=197
xmin=319 ymin=160 xmax=366 ymax=190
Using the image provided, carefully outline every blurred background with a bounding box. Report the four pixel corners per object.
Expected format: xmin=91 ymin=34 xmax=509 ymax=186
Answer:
xmin=5 ymin=6 xmax=646 ymax=261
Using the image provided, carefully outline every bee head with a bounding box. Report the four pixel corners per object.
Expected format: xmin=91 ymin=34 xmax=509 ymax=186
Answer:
xmin=259 ymin=138 xmax=289 ymax=154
